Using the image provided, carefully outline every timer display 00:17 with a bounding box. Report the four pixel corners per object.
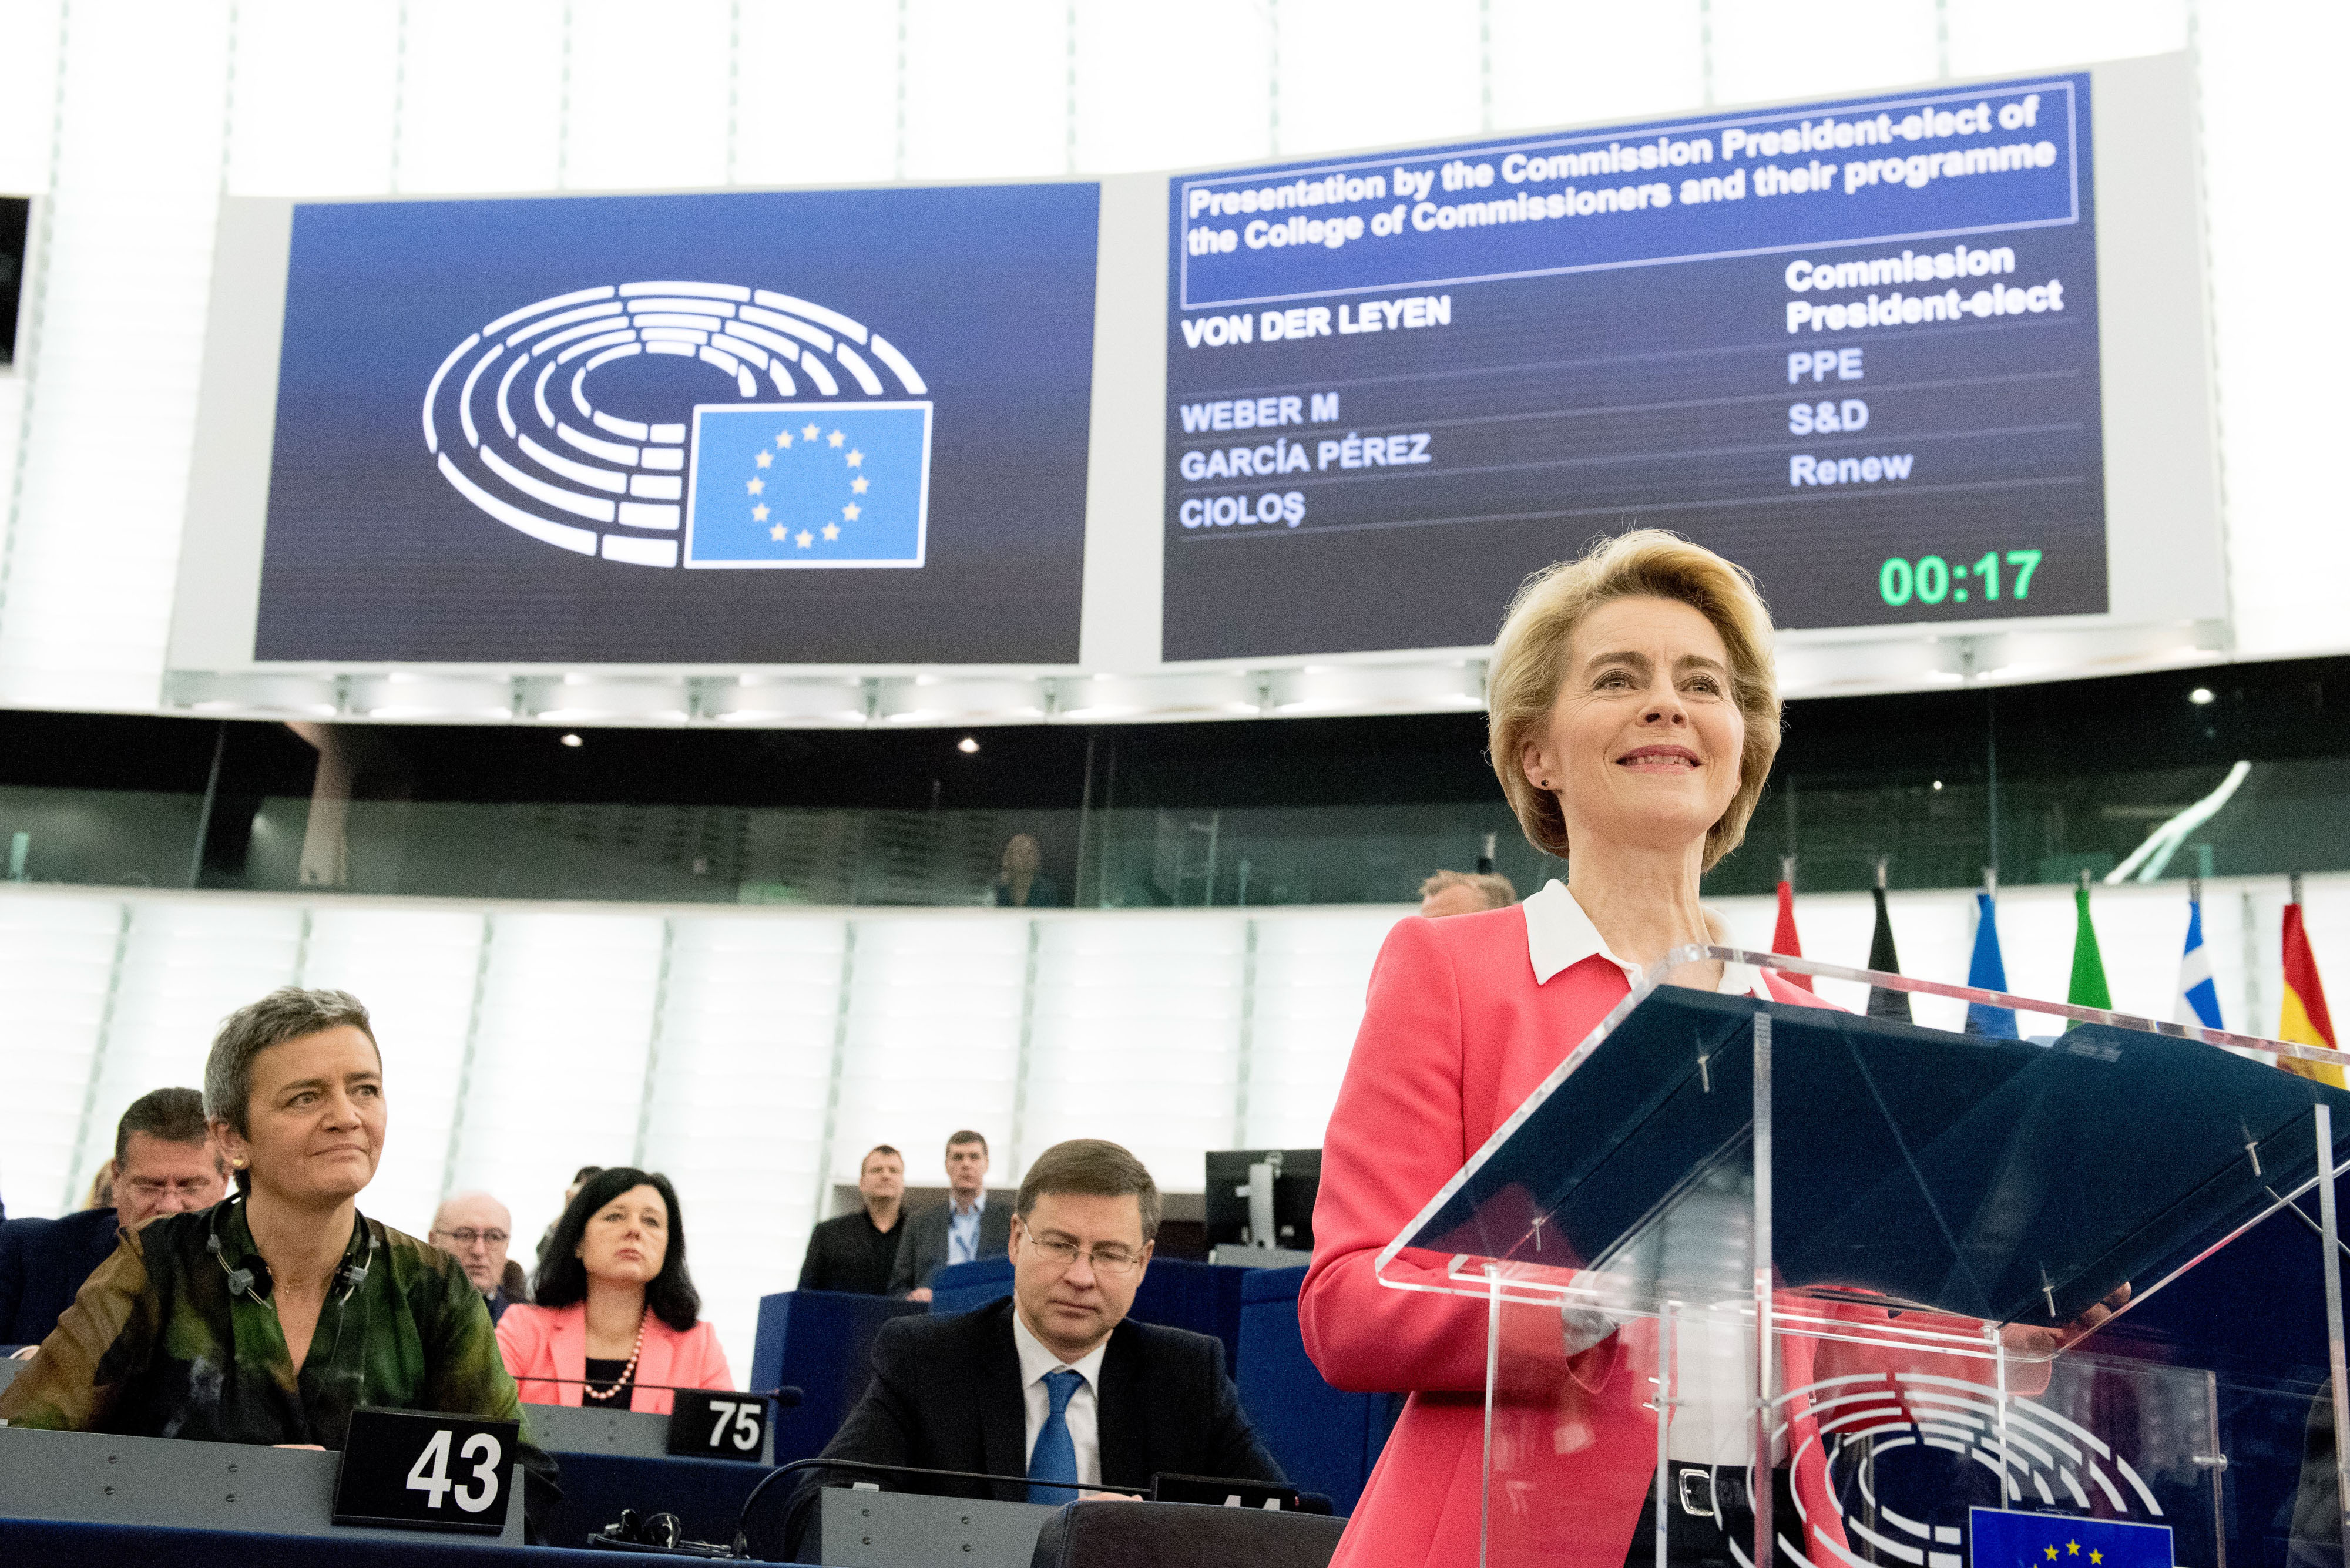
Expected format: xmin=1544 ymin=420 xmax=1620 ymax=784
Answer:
xmin=1879 ymin=548 xmax=2042 ymax=609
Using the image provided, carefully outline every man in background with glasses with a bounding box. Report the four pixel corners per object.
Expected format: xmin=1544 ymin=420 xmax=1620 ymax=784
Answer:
xmin=784 ymin=1139 xmax=1285 ymax=1555
xmin=428 ymin=1191 xmax=523 ymax=1324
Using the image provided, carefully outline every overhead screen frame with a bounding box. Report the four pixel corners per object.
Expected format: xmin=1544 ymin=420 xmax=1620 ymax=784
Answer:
xmin=164 ymin=51 xmax=2223 ymax=730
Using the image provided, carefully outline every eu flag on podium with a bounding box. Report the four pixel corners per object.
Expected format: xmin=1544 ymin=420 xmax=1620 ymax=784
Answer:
xmin=684 ymin=402 xmax=932 ymax=568
xmin=1968 ymin=1509 xmax=2171 ymax=1568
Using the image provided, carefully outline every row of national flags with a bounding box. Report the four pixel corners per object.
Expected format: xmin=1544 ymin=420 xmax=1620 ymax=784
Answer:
xmin=1771 ymin=866 xmax=2342 ymax=1085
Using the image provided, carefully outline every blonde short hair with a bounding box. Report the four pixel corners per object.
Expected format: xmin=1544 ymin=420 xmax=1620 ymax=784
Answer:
xmin=1418 ymin=869 xmax=1517 ymax=909
xmin=1486 ymin=530 xmax=1780 ymax=871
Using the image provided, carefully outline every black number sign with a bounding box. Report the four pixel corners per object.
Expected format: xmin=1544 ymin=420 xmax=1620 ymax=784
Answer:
xmin=332 ymin=1407 xmax=518 ymax=1534
xmin=666 ymin=1389 xmax=768 ymax=1462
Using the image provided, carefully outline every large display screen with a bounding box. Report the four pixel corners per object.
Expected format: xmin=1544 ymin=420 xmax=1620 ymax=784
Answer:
xmin=1161 ymin=74 xmax=2101 ymax=661
xmin=255 ymin=183 xmax=1099 ymax=664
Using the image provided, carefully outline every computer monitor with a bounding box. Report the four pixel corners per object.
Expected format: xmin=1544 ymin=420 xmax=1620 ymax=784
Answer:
xmin=1203 ymin=1149 xmax=1320 ymax=1253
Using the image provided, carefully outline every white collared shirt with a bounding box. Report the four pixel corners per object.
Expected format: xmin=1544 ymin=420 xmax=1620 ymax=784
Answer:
xmin=1010 ymin=1308 xmax=1107 ymax=1488
xmin=1520 ymin=878 xmax=1767 ymax=996
xmin=947 ymin=1191 xmax=986 ymax=1267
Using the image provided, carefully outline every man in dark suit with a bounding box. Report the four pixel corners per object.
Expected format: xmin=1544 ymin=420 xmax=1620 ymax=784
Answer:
xmin=785 ymin=1139 xmax=1284 ymax=1556
xmin=1 ymin=1087 xmax=227 ymax=1346
xmin=888 ymin=1129 xmax=1013 ymax=1301
xmin=799 ymin=1144 xmax=909 ymax=1295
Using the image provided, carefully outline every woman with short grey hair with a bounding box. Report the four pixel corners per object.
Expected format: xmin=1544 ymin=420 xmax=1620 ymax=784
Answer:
xmin=0 ymin=986 xmax=557 ymax=1533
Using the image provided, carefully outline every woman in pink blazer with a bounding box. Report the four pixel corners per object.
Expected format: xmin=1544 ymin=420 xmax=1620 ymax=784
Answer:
xmin=1301 ymin=532 xmax=1843 ymax=1568
xmin=498 ymin=1167 xmax=732 ymax=1415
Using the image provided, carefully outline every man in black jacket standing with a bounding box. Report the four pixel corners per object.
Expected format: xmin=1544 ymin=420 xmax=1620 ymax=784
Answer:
xmin=785 ymin=1139 xmax=1284 ymax=1554
xmin=796 ymin=1144 xmax=908 ymax=1295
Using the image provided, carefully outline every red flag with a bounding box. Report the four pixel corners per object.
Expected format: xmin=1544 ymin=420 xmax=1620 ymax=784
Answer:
xmin=1773 ymin=879 xmax=1814 ymax=992
xmin=2282 ymin=894 xmax=2344 ymax=1087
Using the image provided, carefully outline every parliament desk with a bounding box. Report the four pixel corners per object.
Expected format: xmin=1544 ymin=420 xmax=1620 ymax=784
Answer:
xmin=527 ymin=1401 xmax=778 ymax=1550
xmin=0 ymin=1519 xmax=689 ymax=1567
xmin=0 ymin=1422 xmax=527 ymax=1546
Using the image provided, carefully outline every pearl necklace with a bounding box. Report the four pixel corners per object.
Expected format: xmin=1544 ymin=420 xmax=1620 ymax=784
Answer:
xmin=582 ymin=1310 xmax=648 ymax=1404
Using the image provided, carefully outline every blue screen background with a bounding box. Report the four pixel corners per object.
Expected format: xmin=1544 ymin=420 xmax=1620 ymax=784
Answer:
xmin=257 ymin=182 xmax=1097 ymax=664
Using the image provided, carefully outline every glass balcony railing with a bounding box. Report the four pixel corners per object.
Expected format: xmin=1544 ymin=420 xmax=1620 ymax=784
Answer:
xmin=8 ymin=754 xmax=2348 ymax=908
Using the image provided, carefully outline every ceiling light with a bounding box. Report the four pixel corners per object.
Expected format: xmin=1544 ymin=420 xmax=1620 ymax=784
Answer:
xmin=956 ymin=736 xmax=980 ymax=754
xmin=560 ymin=733 xmax=583 ymax=748
xmin=2188 ymin=687 xmax=2215 ymax=706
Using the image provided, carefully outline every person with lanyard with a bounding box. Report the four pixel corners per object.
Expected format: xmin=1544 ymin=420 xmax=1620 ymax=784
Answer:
xmin=0 ymin=988 xmax=559 ymax=1536
xmin=496 ymin=1167 xmax=731 ymax=1414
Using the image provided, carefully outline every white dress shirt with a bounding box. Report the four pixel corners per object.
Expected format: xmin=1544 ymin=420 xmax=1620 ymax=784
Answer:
xmin=946 ymin=1192 xmax=986 ymax=1267
xmin=1010 ymin=1308 xmax=1108 ymax=1488
xmin=1520 ymin=877 xmax=1767 ymax=996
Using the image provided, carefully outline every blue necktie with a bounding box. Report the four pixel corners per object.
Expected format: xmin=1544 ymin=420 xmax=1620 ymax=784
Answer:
xmin=1026 ymin=1369 xmax=1083 ymax=1505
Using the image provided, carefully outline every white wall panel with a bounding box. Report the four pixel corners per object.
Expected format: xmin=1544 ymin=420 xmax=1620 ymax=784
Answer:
xmin=225 ymin=0 xmax=400 ymax=197
xmin=87 ymin=900 xmax=301 ymax=1201
xmin=298 ymin=906 xmax=486 ymax=1237
xmin=641 ymin=914 xmax=846 ymax=1384
xmin=1707 ymin=0 xmax=1939 ymax=109
xmin=394 ymin=0 xmax=566 ymax=194
xmin=2195 ymin=2 xmax=2350 ymax=660
xmin=563 ymin=0 xmax=734 ymax=192
xmin=731 ymin=0 xmax=900 ymax=187
xmin=1073 ymin=1 xmax=1271 ymax=174
xmin=449 ymin=911 xmax=664 ymax=1262
xmin=0 ymin=0 xmax=228 ymax=712
xmin=1243 ymin=910 xmax=1396 ymax=1150
xmin=0 ymin=894 xmax=122 ymax=1217
xmin=1274 ymin=0 xmax=1483 ymax=157
xmin=1487 ymin=1 xmax=1704 ymax=136
xmin=901 ymin=0 xmax=1065 ymax=181
xmin=0 ymin=0 xmax=63 ymax=193
xmin=1021 ymin=914 xmax=1247 ymax=1191
xmin=1944 ymin=0 xmax=2187 ymax=79
xmin=832 ymin=915 xmax=1027 ymax=1184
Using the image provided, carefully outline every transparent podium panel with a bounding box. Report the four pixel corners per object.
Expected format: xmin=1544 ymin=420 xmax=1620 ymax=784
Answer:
xmin=1375 ymin=949 xmax=2350 ymax=1568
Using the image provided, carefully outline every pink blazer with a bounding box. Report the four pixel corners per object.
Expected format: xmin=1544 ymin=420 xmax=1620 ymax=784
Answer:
xmin=1301 ymin=906 xmax=1837 ymax=1568
xmin=495 ymin=1301 xmax=733 ymax=1415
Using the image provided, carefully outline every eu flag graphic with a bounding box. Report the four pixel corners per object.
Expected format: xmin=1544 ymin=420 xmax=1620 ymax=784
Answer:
xmin=684 ymin=401 xmax=932 ymax=568
xmin=1969 ymin=1510 xmax=2171 ymax=1568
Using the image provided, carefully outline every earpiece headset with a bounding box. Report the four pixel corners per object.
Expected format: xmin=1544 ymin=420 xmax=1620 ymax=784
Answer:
xmin=206 ymin=1196 xmax=380 ymax=1308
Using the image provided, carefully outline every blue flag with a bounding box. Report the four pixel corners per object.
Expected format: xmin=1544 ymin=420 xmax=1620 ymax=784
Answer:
xmin=684 ymin=401 xmax=932 ymax=568
xmin=2176 ymin=894 xmax=2224 ymax=1029
xmin=1965 ymin=891 xmax=2019 ymax=1039
xmin=1968 ymin=1509 xmax=2171 ymax=1568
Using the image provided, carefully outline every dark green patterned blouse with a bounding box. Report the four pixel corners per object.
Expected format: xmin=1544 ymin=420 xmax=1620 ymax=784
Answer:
xmin=0 ymin=1200 xmax=557 ymax=1518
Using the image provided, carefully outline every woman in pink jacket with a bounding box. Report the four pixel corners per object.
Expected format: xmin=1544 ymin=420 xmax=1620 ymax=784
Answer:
xmin=497 ymin=1167 xmax=732 ymax=1415
xmin=1301 ymin=532 xmax=1840 ymax=1568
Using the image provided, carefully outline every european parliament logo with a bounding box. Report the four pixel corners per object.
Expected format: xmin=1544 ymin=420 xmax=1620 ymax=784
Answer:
xmin=684 ymin=403 xmax=931 ymax=568
xmin=421 ymin=280 xmax=931 ymax=570
xmin=1968 ymin=1509 xmax=2171 ymax=1568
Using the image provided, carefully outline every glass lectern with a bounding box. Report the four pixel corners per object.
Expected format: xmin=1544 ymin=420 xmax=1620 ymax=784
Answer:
xmin=1375 ymin=949 xmax=2350 ymax=1568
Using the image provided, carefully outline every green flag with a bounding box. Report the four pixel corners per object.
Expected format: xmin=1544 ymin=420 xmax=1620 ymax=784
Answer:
xmin=2069 ymin=881 xmax=2112 ymax=1009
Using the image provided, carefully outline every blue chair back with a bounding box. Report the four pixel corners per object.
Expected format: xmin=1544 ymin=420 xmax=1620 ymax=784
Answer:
xmin=1235 ymin=1265 xmax=1391 ymax=1516
xmin=926 ymin=1255 xmax=1016 ymax=1315
xmin=928 ymin=1255 xmax=1248 ymax=1371
xmin=750 ymin=1288 xmax=928 ymax=1465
